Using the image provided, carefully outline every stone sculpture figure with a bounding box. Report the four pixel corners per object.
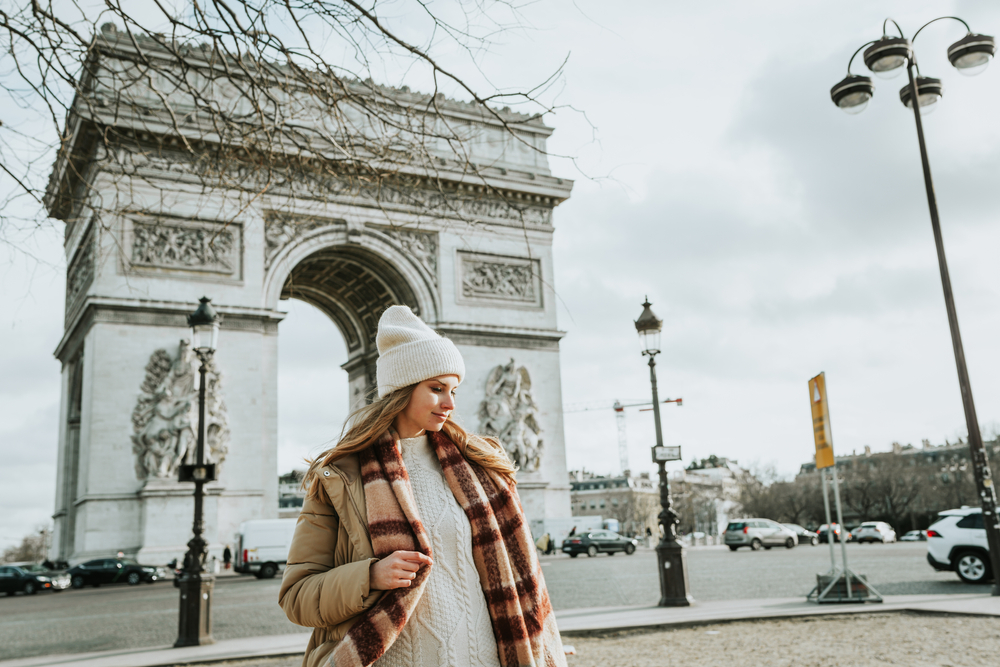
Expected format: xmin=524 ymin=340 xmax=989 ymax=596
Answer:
xmin=131 ymin=340 xmax=230 ymax=480
xmin=478 ymin=358 xmax=543 ymax=472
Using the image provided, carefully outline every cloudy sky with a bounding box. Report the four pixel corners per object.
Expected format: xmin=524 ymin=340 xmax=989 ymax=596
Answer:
xmin=5 ymin=1 xmax=1000 ymax=549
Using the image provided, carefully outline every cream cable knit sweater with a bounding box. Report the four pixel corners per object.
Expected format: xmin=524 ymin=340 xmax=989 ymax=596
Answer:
xmin=374 ymin=435 xmax=502 ymax=667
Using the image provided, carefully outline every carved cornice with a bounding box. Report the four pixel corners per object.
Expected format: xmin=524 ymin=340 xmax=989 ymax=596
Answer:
xmin=54 ymin=299 xmax=285 ymax=362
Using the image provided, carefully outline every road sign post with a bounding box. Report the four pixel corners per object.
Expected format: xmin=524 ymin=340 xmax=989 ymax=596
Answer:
xmin=806 ymin=372 xmax=882 ymax=604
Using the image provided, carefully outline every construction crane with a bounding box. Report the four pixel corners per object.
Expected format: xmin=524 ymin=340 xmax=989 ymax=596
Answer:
xmin=563 ymin=398 xmax=683 ymax=474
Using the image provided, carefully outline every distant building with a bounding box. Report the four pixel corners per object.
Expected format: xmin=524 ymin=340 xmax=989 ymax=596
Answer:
xmin=568 ymin=469 xmax=658 ymax=537
xmin=797 ymin=439 xmax=984 ymax=477
xmin=278 ymin=470 xmax=306 ymax=518
xmin=670 ymin=457 xmax=743 ymax=536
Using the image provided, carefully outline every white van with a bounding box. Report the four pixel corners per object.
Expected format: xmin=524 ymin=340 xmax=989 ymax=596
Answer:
xmin=234 ymin=518 xmax=297 ymax=579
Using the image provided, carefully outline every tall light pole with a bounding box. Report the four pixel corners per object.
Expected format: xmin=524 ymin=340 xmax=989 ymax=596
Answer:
xmin=176 ymin=296 xmax=221 ymax=646
xmin=634 ymin=298 xmax=693 ymax=606
xmin=831 ymin=17 xmax=1000 ymax=595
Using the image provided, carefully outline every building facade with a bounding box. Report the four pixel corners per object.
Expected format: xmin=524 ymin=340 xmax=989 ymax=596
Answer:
xmin=568 ymin=470 xmax=659 ymax=537
xmin=46 ymin=28 xmax=573 ymax=565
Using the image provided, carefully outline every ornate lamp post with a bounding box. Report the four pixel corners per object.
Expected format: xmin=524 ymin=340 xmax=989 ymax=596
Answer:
xmin=831 ymin=17 xmax=1000 ymax=595
xmin=634 ymin=298 xmax=693 ymax=606
xmin=176 ymin=296 xmax=221 ymax=646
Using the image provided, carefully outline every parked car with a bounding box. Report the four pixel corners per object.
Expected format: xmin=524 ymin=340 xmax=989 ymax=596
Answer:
xmin=926 ymin=507 xmax=992 ymax=584
xmin=855 ymin=521 xmax=897 ymax=544
xmin=724 ymin=519 xmax=798 ymax=551
xmin=783 ymin=524 xmax=819 ymax=546
xmin=66 ymin=558 xmax=165 ymax=588
xmin=561 ymin=530 xmax=638 ymax=557
xmin=816 ymin=523 xmax=851 ymax=543
xmin=900 ymin=530 xmax=928 ymax=542
xmin=0 ymin=563 xmax=71 ymax=595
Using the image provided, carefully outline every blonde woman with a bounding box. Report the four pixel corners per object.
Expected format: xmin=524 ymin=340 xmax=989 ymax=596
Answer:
xmin=279 ymin=306 xmax=566 ymax=667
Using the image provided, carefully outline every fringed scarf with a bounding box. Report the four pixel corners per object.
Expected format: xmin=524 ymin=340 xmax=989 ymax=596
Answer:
xmin=330 ymin=429 xmax=566 ymax=667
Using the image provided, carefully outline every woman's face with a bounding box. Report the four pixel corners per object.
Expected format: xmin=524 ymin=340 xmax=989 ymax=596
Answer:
xmin=394 ymin=375 xmax=460 ymax=438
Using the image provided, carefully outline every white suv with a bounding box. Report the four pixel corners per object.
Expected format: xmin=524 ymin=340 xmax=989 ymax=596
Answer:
xmin=926 ymin=507 xmax=991 ymax=584
xmin=855 ymin=521 xmax=896 ymax=544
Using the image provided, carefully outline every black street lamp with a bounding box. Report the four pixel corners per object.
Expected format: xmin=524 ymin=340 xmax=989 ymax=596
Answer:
xmin=634 ymin=298 xmax=693 ymax=607
xmin=832 ymin=17 xmax=1000 ymax=596
xmin=176 ymin=296 xmax=221 ymax=646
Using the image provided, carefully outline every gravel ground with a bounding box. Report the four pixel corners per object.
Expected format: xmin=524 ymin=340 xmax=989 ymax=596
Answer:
xmin=180 ymin=613 xmax=1000 ymax=667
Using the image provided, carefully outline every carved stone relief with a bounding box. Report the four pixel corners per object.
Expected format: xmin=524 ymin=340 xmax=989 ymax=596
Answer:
xmin=131 ymin=340 xmax=230 ymax=480
xmin=264 ymin=212 xmax=344 ymax=269
xmin=130 ymin=218 xmax=240 ymax=276
xmin=458 ymin=251 xmax=541 ymax=307
xmin=119 ymin=147 xmax=553 ymax=227
xmin=478 ymin=358 xmax=543 ymax=472
xmin=377 ymin=227 xmax=438 ymax=285
xmin=66 ymin=227 xmax=95 ymax=312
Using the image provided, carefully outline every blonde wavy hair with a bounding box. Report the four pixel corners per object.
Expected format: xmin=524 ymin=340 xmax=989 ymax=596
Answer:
xmin=304 ymin=383 xmax=517 ymax=496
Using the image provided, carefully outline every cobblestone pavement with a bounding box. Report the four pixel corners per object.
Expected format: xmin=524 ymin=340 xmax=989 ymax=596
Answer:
xmin=162 ymin=613 xmax=1000 ymax=667
xmin=0 ymin=543 xmax=979 ymax=660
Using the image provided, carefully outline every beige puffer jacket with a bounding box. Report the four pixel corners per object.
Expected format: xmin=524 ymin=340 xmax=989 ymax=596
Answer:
xmin=278 ymin=453 xmax=383 ymax=667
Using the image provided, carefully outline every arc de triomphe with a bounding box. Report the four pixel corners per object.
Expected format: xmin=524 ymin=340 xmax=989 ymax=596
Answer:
xmin=46 ymin=31 xmax=573 ymax=564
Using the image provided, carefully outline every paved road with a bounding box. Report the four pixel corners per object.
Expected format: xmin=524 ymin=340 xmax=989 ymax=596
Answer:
xmin=0 ymin=542 xmax=977 ymax=661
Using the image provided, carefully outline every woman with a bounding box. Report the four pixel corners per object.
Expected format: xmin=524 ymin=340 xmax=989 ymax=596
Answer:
xmin=279 ymin=306 xmax=566 ymax=667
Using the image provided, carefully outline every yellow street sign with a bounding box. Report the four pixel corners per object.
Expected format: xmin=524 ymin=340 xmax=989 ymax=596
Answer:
xmin=809 ymin=372 xmax=835 ymax=469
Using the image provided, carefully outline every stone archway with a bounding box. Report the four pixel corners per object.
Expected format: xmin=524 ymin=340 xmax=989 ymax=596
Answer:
xmin=262 ymin=216 xmax=440 ymax=407
xmin=280 ymin=243 xmax=421 ymax=405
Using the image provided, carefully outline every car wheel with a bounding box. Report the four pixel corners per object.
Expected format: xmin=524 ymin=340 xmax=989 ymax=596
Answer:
xmin=728 ymin=545 xmax=739 ymax=551
xmin=624 ymin=543 xmax=636 ymax=555
xmin=810 ymin=536 xmax=819 ymax=546
xmin=24 ymin=581 xmax=37 ymax=595
xmin=956 ymin=552 xmax=991 ymax=584
xmin=127 ymin=572 xmax=142 ymax=586
xmin=71 ymin=575 xmax=85 ymax=589
xmin=586 ymin=545 xmax=598 ymax=558
xmin=750 ymin=539 xmax=762 ymax=551
xmin=569 ymin=553 xmax=578 ymax=558
xmin=260 ymin=563 xmax=278 ymax=579
xmin=785 ymin=538 xmax=795 ymax=549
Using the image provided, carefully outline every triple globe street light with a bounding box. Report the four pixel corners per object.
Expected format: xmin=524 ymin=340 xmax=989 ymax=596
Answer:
xmin=831 ymin=17 xmax=1000 ymax=595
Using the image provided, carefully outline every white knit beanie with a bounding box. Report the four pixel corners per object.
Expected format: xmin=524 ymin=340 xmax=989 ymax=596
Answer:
xmin=375 ymin=306 xmax=465 ymax=398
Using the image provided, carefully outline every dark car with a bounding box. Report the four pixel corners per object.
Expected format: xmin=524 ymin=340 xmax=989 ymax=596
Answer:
xmin=0 ymin=563 xmax=71 ymax=595
xmin=783 ymin=523 xmax=819 ymax=546
xmin=817 ymin=523 xmax=851 ymax=543
xmin=561 ymin=530 xmax=638 ymax=558
xmin=66 ymin=558 xmax=165 ymax=588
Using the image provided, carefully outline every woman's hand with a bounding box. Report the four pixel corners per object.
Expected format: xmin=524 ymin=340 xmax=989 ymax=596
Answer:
xmin=370 ymin=551 xmax=433 ymax=590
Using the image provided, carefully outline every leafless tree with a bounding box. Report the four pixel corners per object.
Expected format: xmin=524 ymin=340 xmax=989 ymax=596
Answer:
xmin=0 ymin=1 xmax=575 ymax=255
xmin=2 ymin=526 xmax=49 ymax=563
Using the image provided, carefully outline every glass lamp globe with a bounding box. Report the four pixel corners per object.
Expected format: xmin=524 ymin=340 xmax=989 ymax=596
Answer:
xmin=634 ymin=299 xmax=663 ymax=355
xmin=188 ymin=296 xmax=221 ymax=353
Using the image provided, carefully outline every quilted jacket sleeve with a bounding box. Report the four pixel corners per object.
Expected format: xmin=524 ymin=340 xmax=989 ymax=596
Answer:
xmin=278 ymin=492 xmax=380 ymax=628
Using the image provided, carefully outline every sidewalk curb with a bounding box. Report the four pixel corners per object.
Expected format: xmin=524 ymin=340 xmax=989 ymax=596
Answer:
xmin=2 ymin=594 xmax=996 ymax=667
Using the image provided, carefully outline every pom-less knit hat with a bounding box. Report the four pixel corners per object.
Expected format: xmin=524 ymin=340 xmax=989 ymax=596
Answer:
xmin=375 ymin=306 xmax=465 ymax=398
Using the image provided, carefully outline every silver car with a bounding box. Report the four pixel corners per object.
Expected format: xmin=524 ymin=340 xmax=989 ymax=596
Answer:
xmin=725 ymin=519 xmax=798 ymax=551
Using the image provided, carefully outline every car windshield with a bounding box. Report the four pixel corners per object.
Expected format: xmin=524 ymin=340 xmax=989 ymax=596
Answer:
xmin=120 ymin=559 xmax=139 ymax=565
xmin=726 ymin=522 xmax=745 ymax=531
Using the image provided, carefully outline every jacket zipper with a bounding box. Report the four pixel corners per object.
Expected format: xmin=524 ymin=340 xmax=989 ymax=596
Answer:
xmin=330 ymin=466 xmax=371 ymax=542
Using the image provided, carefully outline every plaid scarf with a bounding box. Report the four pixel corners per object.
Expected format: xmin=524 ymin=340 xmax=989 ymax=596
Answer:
xmin=331 ymin=429 xmax=566 ymax=667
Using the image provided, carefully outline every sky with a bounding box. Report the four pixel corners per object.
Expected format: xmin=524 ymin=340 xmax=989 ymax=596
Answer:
xmin=5 ymin=1 xmax=1000 ymax=549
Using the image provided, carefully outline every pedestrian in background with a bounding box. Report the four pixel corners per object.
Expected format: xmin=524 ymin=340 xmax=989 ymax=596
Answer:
xmin=223 ymin=545 xmax=232 ymax=570
xmin=279 ymin=306 xmax=566 ymax=667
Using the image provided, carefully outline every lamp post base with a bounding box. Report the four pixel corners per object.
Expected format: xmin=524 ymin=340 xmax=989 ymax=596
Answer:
xmin=175 ymin=573 xmax=215 ymax=647
xmin=656 ymin=539 xmax=694 ymax=607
